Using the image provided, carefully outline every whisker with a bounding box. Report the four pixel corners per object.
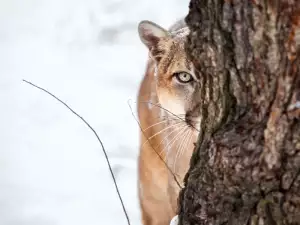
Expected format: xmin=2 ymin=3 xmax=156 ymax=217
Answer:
xmin=178 ymin=130 xmax=194 ymax=174
xmin=142 ymin=117 xmax=182 ymax=132
xmin=176 ymin=131 xmax=195 ymax=174
xmin=137 ymin=101 xmax=187 ymax=124
xmin=138 ymin=101 xmax=200 ymax=132
xmin=173 ymin=128 xmax=190 ymax=173
xmin=131 ymin=100 xmax=190 ymax=129
xmin=156 ymin=124 xmax=186 ymax=149
xmin=150 ymin=114 xmax=185 ymax=122
xmin=177 ymin=131 xmax=194 ymax=179
xmin=141 ymin=121 xmax=183 ymax=147
xmin=161 ymin=126 xmax=188 ymax=158
xmin=130 ymin=109 xmax=184 ymax=125
xmin=179 ymin=130 xmax=194 ymax=161
xmin=130 ymin=99 xmax=186 ymax=120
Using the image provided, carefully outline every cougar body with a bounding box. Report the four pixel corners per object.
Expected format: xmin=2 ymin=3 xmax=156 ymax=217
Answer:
xmin=137 ymin=19 xmax=201 ymax=225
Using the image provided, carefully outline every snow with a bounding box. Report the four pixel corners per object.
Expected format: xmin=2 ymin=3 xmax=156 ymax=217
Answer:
xmin=0 ymin=0 xmax=189 ymax=224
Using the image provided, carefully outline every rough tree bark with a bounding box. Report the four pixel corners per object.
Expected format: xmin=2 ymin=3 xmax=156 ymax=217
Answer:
xmin=178 ymin=0 xmax=300 ymax=224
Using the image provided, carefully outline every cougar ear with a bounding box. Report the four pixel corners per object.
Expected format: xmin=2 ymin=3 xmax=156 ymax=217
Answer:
xmin=138 ymin=20 xmax=169 ymax=50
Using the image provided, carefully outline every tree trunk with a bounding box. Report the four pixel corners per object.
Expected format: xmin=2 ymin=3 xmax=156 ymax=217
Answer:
xmin=178 ymin=0 xmax=300 ymax=224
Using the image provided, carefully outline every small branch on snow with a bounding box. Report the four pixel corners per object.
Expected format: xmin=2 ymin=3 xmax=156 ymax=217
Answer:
xmin=23 ymin=79 xmax=131 ymax=225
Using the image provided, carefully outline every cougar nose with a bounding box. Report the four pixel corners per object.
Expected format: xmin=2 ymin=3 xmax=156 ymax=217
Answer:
xmin=185 ymin=112 xmax=193 ymax=126
xmin=185 ymin=116 xmax=192 ymax=125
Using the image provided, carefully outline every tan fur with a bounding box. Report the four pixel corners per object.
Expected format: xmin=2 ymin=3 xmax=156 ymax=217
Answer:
xmin=137 ymin=19 xmax=200 ymax=225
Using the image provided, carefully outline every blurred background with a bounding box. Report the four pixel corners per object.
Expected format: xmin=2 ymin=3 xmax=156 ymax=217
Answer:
xmin=0 ymin=0 xmax=189 ymax=224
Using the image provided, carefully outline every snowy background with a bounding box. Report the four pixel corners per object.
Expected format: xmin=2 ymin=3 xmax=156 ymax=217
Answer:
xmin=0 ymin=0 xmax=189 ymax=224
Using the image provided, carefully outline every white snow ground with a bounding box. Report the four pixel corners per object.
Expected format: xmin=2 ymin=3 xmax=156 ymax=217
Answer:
xmin=0 ymin=0 xmax=189 ymax=224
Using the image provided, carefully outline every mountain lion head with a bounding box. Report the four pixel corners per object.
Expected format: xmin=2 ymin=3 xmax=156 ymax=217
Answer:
xmin=138 ymin=20 xmax=201 ymax=131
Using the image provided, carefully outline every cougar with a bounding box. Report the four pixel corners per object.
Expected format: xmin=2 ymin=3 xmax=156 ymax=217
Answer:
xmin=137 ymin=18 xmax=201 ymax=225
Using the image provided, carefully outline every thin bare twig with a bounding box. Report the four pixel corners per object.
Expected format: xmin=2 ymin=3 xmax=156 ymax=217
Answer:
xmin=127 ymin=99 xmax=182 ymax=189
xmin=23 ymin=79 xmax=130 ymax=225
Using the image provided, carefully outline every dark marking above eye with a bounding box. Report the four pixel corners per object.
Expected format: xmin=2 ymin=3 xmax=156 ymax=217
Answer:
xmin=194 ymin=71 xmax=201 ymax=80
xmin=151 ymin=48 xmax=165 ymax=63
xmin=184 ymin=58 xmax=191 ymax=70
xmin=160 ymin=44 xmax=176 ymax=74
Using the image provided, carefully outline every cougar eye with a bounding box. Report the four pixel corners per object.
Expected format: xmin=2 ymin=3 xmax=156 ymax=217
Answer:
xmin=174 ymin=72 xmax=193 ymax=83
